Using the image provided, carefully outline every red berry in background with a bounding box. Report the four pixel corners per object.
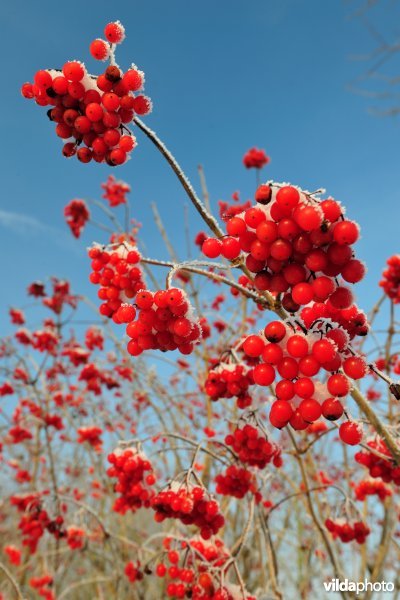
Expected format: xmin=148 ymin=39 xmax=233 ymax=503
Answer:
xmin=339 ymin=421 xmax=363 ymax=446
xmin=104 ymin=21 xmax=125 ymax=44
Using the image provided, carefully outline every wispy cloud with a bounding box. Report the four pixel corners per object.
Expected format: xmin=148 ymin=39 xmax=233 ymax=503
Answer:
xmin=0 ymin=210 xmax=80 ymax=253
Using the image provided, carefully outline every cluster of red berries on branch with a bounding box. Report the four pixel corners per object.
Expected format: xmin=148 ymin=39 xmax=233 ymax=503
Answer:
xmin=107 ymin=446 xmax=156 ymax=514
xmin=354 ymin=478 xmax=392 ymax=502
xmin=242 ymin=318 xmax=369 ymax=438
xmin=88 ymin=242 xmax=145 ymax=318
xmin=151 ymin=481 xmax=225 ymax=540
xmin=125 ymin=561 xmax=144 ymax=583
xmin=325 ymin=518 xmax=370 ymax=544
xmin=215 ymin=465 xmax=259 ymax=499
xmin=202 ymin=183 xmax=365 ymax=315
xmin=225 ymin=420 xmax=282 ymax=469
xmin=300 ymin=301 xmax=368 ymax=340
xmin=242 ymin=147 xmax=270 ymax=170
xmin=152 ymin=536 xmax=237 ymax=599
xmin=64 ymin=199 xmax=90 ymax=238
xmin=21 ymin=22 xmax=151 ymax=165
xmin=380 ymin=255 xmax=400 ymax=303
xmin=355 ymin=439 xmax=400 ymax=485
xmin=204 ymin=361 xmax=254 ymax=408
xmin=156 ymin=539 xmax=253 ymax=600
xmin=11 ymin=494 xmax=65 ymax=554
xmin=125 ymin=288 xmax=203 ymax=356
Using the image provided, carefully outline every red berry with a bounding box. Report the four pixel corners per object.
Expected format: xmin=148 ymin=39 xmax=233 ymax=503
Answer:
xmin=286 ymin=335 xmax=309 ymax=358
xmin=327 ymin=373 xmax=350 ymax=397
xmin=202 ymin=238 xmax=221 ymax=258
xmin=253 ymin=363 xmax=275 ymax=386
xmin=333 ymin=221 xmax=359 ymax=245
xmin=339 ymin=421 xmax=363 ymax=446
xmin=62 ymin=61 xmax=85 ymax=82
xmin=133 ymin=95 xmax=152 ymax=115
xmin=221 ymin=237 xmax=241 ymax=260
xmin=264 ymin=321 xmax=286 ymax=343
xmin=243 ymin=335 xmax=265 ymax=357
xmin=276 ymin=186 xmax=300 ymax=210
xmin=270 ymin=400 xmax=293 ymax=428
xmin=104 ymin=21 xmax=125 ymax=44
xmin=123 ymin=69 xmax=143 ymax=91
xmin=292 ymin=282 xmax=313 ymax=305
xmin=299 ymin=399 xmax=322 ymax=422
xmin=34 ymin=70 xmax=52 ymax=89
xmin=255 ymin=184 xmax=272 ymax=204
xmin=294 ymin=205 xmax=322 ymax=231
xmin=90 ymin=39 xmax=109 ymax=61
xmin=86 ymin=103 xmax=103 ymax=122
xmin=322 ymin=398 xmax=344 ymax=421
xmin=312 ymin=339 xmax=336 ymax=364
xmin=343 ymin=356 xmax=367 ymax=380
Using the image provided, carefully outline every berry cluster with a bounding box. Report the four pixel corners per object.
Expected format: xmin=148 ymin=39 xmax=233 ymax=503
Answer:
xmin=300 ymin=301 xmax=368 ymax=340
xmin=156 ymin=538 xmax=254 ymax=600
xmin=215 ymin=465 xmax=258 ymax=499
xmin=380 ymin=255 xmax=400 ymax=303
xmin=21 ymin=22 xmax=151 ymax=165
xmin=242 ymin=147 xmax=270 ymax=169
xmin=153 ymin=536 xmax=234 ymax=599
xmin=202 ymin=184 xmax=364 ymax=314
xmin=152 ymin=482 xmax=225 ymax=540
xmin=64 ymin=199 xmax=90 ymax=238
xmin=125 ymin=288 xmax=203 ymax=356
xmin=204 ymin=362 xmax=254 ymax=408
xmin=354 ymin=478 xmax=392 ymax=502
xmin=325 ymin=518 xmax=370 ymax=544
xmin=11 ymin=495 xmax=65 ymax=554
xmin=107 ymin=446 xmax=156 ymax=514
xmin=355 ymin=439 xmax=400 ymax=485
xmin=88 ymin=242 xmax=145 ymax=318
xmin=125 ymin=561 xmax=144 ymax=583
xmin=225 ymin=422 xmax=281 ymax=469
xmin=242 ymin=319 xmax=368 ymax=434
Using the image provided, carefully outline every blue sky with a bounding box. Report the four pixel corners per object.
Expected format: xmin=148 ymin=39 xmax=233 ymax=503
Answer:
xmin=1 ymin=0 xmax=399 ymax=332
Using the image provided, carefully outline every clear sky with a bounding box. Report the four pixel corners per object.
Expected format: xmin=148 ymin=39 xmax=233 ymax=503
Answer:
xmin=1 ymin=0 xmax=399 ymax=331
